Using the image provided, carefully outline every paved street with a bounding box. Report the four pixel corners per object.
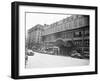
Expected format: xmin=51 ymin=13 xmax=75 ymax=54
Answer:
xmin=26 ymin=52 xmax=89 ymax=69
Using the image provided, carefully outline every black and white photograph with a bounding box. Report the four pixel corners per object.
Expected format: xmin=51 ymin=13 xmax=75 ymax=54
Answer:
xmin=25 ymin=13 xmax=90 ymax=69
xmin=11 ymin=1 xmax=97 ymax=79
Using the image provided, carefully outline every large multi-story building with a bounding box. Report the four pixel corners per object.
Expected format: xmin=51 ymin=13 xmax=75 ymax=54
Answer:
xmin=27 ymin=24 xmax=44 ymax=48
xmin=27 ymin=15 xmax=89 ymax=56
xmin=42 ymin=15 xmax=89 ymax=55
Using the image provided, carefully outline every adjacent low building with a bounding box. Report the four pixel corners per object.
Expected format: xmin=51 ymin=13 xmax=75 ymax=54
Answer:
xmin=27 ymin=24 xmax=44 ymax=48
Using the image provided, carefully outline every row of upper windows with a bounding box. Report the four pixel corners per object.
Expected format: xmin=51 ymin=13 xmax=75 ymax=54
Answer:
xmin=43 ymin=17 xmax=89 ymax=35
xmin=55 ymin=29 xmax=89 ymax=39
xmin=43 ymin=29 xmax=89 ymax=42
xmin=73 ymin=39 xmax=89 ymax=47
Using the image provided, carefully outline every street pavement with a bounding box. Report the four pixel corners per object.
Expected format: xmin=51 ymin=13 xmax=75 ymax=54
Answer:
xmin=26 ymin=52 xmax=89 ymax=69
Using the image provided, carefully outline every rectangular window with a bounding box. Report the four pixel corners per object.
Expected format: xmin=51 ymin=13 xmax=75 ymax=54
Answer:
xmin=74 ymin=31 xmax=82 ymax=37
xmin=84 ymin=29 xmax=89 ymax=36
xmin=83 ymin=39 xmax=89 ymax=47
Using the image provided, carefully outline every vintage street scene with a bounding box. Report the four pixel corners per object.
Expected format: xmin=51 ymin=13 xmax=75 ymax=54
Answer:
xmin=25 ymin=13 xmax=89 ymax=68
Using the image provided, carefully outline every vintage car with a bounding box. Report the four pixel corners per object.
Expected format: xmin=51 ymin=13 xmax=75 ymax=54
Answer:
xmin=44 ymin=46 xmax=59 ymax=55
xmin=26 ymin=49 xmax=34 ymax=56
xmin=71 ymin=50 xmax=84 ymax=59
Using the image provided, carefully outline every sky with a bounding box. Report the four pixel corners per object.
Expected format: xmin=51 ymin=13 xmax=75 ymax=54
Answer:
xmin=26 ymin=12 xmax=71 ymax=31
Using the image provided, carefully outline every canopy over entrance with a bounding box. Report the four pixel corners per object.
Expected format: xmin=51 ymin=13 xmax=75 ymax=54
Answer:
xmin=65 ymin=41 xmax=75 ymax=47
xmin=55 ymin=39 xmax=65 ymax=47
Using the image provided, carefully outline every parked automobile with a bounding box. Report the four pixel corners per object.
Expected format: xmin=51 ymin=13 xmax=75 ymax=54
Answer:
xmin=44 ymin=48 xmax=54 ymax=54
xmin=43 ymin=46 xmax=59 ymax=55
xmin=26 ymin=49 xmax=34 ymax=56
xmin=71 ymin=50 xmax=83 ymax=59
